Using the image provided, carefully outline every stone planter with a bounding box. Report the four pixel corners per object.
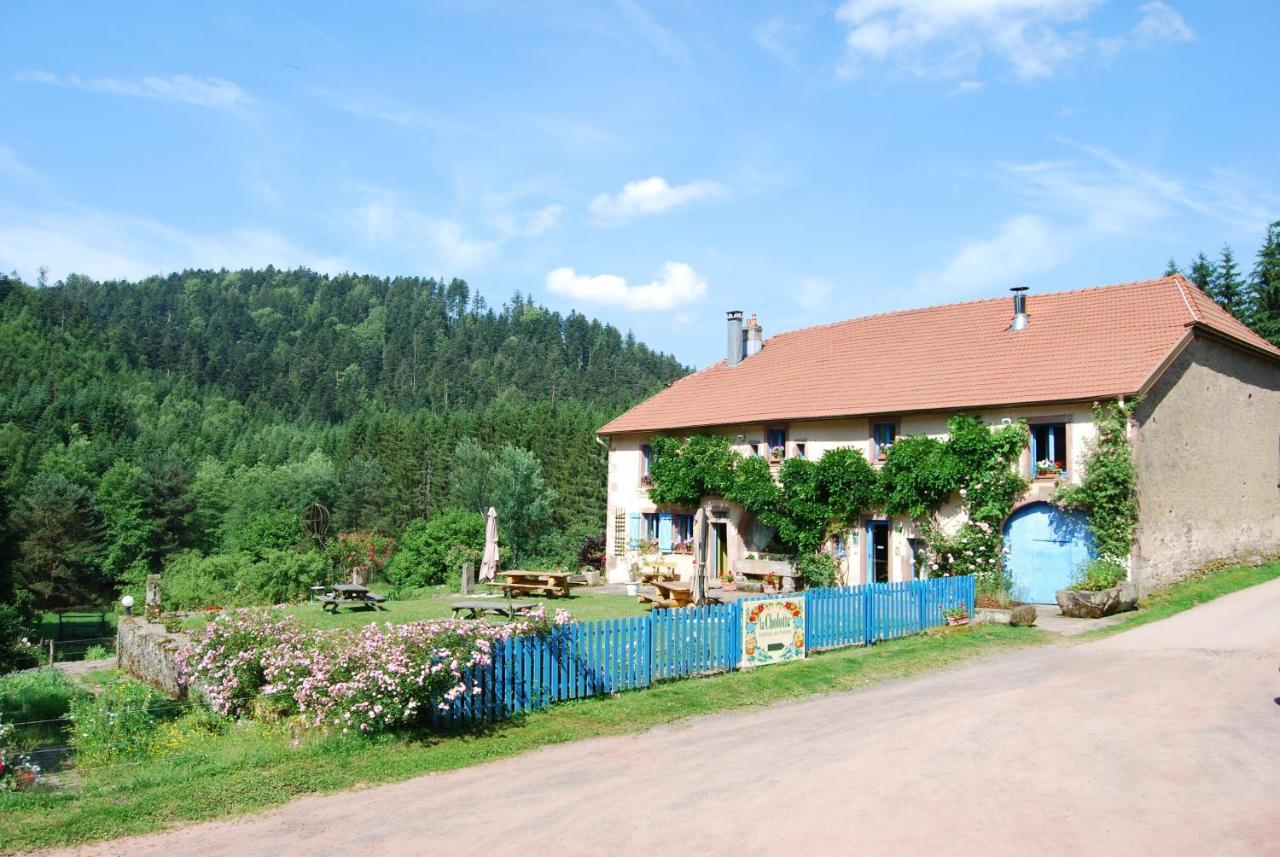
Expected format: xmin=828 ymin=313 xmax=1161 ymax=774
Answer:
xmin=945 ymin=616 xmax=970 ymax=627
xmin=625 ymin=581 xmax=642 ymax=597
xmin=737 ymin=558 xmax=795 ymax=577
xmin=1055 ymin=581 xmax=1139 ymax=618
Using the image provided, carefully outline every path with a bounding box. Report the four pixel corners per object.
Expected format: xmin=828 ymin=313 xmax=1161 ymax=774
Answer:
xmin=50 ymin=579 xmax=1280 ymax=857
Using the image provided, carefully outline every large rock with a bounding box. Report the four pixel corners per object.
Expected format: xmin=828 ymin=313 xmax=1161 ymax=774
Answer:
xmin=1009 ymin=604 xmax=1038 ymax=627
xmin=1055 ymin=585 xmax=1134 ymax=618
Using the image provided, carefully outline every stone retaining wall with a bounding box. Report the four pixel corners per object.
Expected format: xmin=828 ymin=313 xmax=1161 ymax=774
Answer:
xmin=116 ymin=616 xmax=190 ymax=698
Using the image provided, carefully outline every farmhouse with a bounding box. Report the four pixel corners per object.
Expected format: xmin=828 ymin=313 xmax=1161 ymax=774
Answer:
xmin=597 ymin=276 xmax=1280 ymax=600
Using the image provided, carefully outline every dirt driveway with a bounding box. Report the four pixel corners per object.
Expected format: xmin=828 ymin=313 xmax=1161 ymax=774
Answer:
xmin=52 ymin=579 xmax=1280 ymax=857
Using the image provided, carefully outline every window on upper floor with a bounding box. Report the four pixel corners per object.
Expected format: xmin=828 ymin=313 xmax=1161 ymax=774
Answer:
xmin=873 ymin=422 xmax=897 ymax=459
xmin=641 ymin=443 xmax=654 ymax=484
xmin=766 ymin=428 xmax=787 ymax=460
xmin=1030 ymin=422 xmax=1068 ymax=477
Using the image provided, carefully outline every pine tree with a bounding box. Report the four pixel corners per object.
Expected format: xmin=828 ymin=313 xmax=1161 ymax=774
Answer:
xmin=1186 ymin=253 xmax=1215 ymax=292
xmin=1248 ymin=220 xmax=1280 ymax=346
xmin=1163 ymin=258 xmax=1181 ymax=276
xmin=1211 ymin=245 xmax=1245 ymax=316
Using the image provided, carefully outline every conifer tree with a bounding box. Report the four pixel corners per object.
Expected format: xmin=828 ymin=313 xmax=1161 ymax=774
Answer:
xmin=1248 ymin=220 xmax=1280 ymax=345
xmin=1163 ymin=258 xmax=1181 ymax=276
xmin=1186 ymin=252 xmax=1215 ymax=292
xmin=1211 ymin=244 xmax=1245 ymax=316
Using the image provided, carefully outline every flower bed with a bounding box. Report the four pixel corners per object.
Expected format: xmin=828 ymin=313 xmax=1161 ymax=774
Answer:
xmin=177 ymin=606 xmax=570 ymax=735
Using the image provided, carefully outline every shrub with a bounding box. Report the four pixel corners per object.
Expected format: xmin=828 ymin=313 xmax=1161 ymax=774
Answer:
xmin=162 ymin=550 xmax=330 ymax=609
xmin=151 ymin=707 xmax=229 ymax=758
xmin=82 ymin=644 xmax=112 ymax=661
xmin=175 ymin=609 xmax=312 ymax=716
xmin=0 ymin=717 xmax=40 ymax=791
xmin=387 ymin=511 xmax=486 ymax=588
xmin=178 ymin=606 xmax=571 ymax=734
xmin=240 ymin=550 xmax=329 ymax=604
xmin=0 ymin=596 xmax=40 ymax=675
xmin=1072 ymin=558 xmax=1127 ymax=592
xmin=68 ymin=675 xmax=173 ymax=769
xmin=795 ymin=552 xmax=840 ymax=588
xmin=0 ymin=669 xmax=88 ymax=748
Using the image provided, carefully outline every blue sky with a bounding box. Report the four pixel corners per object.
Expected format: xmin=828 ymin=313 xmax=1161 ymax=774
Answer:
xmin=2 ymin=1 xmax=1277 ymax=366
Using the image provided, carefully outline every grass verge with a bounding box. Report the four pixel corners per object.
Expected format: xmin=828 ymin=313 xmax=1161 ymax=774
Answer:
xmin=1076 ymin=558 xmax=1280 ymax=639
xmin=0 ymin=623 xmax=1047 ymax=853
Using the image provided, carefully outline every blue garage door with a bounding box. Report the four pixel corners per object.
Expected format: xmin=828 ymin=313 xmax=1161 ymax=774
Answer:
xmin=1003 ymin=502 xmax=1094 ymax=604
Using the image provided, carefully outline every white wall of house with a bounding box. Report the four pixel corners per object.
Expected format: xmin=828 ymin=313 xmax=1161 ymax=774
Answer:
xmin=602 ymin=403 xmax=1099 ymax=584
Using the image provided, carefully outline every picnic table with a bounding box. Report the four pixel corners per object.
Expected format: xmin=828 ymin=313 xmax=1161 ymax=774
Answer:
xmin=637 ymin=579 xmax=694 ymax=610
xmin=312 ymin=583 xmax=388 ymax=613
xmin=485 ymin=570 xmax=576 ymax=598
xmin=639 ymin=564 xmax=678 ymax=585
xmin=449 ymin=600 xmax=535 ymax=620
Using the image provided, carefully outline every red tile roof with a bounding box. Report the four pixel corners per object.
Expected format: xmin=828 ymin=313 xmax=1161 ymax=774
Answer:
xmin=599 ymin=276 xmax=1280 ymax=435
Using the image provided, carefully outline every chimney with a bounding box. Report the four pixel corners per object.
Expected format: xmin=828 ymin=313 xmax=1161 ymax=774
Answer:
xmin=745 ymin=313 xmax=763 ymax=357
xmin=726 ymin=310 xmax=744 ymax=366
xmin=1009 ymin=286 xmax=1029 ymax=332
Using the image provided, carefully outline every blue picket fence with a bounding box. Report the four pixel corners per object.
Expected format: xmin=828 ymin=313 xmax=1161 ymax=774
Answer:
xmin=435 ymin=575 xmax=973 ymax=727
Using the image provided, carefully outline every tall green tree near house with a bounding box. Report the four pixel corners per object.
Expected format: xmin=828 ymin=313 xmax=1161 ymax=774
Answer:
xmin=1211 ymin=244 xmax=1246 ymax=317
xmin=1248 ymin=221 xmax=1280 ymax=345
xmin=1163 ymin=258 xmax=1181 ymax=276
xmin=1186 ymin=252 xmax=1216 ymax=293
xmin=13 ymin=473 xmax=109 ymax=608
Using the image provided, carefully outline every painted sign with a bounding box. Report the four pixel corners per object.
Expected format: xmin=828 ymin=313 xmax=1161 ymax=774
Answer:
xmin=741 ymin=596 xmax=805 ymax=668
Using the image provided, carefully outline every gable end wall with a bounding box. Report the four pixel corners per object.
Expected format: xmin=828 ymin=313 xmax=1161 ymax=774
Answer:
xmin=1132 ymin=335 xmax=1280 ymax=591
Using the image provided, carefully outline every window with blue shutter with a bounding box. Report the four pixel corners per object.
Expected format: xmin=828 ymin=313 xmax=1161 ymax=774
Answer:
xmin=873 ymin=423 xmax=896 ymax=458
xmin=658 ymin=512 xmax=673 ymax=553
xmin=628 ymin=512 xmax=641 ymax=549
xmin=1030 ymin=423 xmax=1068 ymax=476
xmin=767 ymin=428 xmax=787 ymax=459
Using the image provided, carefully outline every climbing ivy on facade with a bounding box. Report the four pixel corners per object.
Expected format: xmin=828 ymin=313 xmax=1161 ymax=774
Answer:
xmin=1053 ymin=400 xmax=1138 ymax=563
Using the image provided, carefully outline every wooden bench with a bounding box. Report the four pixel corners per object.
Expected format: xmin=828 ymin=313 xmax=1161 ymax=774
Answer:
xmin=450 ymin=600 xmax=533 ymax=620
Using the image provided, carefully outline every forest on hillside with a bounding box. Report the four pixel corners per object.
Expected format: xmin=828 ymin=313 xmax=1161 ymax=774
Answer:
xmin=0 ymin=267 xmax=688 ymax=665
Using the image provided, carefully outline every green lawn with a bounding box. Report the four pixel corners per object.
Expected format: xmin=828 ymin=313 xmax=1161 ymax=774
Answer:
xmin=1076 ymin=558 xmax=1280 ymax=639
xmin=182 ymin=588 xmax=648 ymax=632
xmin=0 ymin=622 xmax=1048 ymax=852
xmin=5 ymin=560 xmax=1276 ymax=853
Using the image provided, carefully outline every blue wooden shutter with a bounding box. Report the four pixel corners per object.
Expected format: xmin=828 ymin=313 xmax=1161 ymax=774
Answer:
xmin=658 ymin=512 xmax=673 ymax=553
xmin=628 ymin=513 xmax=641 ymax=549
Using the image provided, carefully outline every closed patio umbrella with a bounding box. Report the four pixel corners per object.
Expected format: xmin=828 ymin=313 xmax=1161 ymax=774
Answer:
xmin=691 ymin=508 xmax=708 ymax=605
xmin=479 ymin=507 xmax=500 ymax=582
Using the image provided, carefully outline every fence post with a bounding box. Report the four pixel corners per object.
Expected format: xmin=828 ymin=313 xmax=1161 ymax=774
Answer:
xmin=48 ymin=638 xmax=55 ymax=666
xmin=643 ymin=612 xmax=653 ymax=687
xmin=917 ymin=579 xmax=928 ymax=631
xmin=862 ymin=583 xmax=875 ymax=646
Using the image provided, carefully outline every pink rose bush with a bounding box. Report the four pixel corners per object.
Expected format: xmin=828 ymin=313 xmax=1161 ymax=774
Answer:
xmin=177 ymin=605 xmax=571 ymax=734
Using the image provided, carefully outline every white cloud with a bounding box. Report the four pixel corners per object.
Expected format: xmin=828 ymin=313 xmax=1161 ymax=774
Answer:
xmin=950 ymin=79 xmax=984 ymax=95
xmin=350 ymin=195 xmax=496 ymax=270
xmin=614 ymin=0 xmax=691 ymax=64
xmin=546 ymin=262 xmax=707 ymax=311
xmin=755 ymin=19 xmax=801 ymax=68
xmin=924 ymin=214 xmax=1067 ymax=293
xmin=589 ymin=176 xmax=725 ymax=224
xmin=834 ymin=0 xmax=1194 ymax=83
xmin=520 ymin=204 xmax=564 ymax=238
xmin=1133 ymin=1 xmax=1194 ymax=44
xmin=0 ymin=207 xmax=351 ymax=285
xmin=15 ymin=71 xmax=250 ymax=111
xmin=836 ymin=0 xmax=1101 ymax=81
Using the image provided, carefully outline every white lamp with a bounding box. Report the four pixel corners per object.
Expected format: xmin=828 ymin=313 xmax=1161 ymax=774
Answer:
xmin=121 ymin=595 xmax=134 ymax=615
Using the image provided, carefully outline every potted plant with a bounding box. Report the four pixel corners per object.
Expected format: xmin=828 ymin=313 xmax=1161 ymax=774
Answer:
xmin=942 ymin=604 xmax=969 ymax=626
xmin=763 ymin=572 xmax=780 ymax=595
xmin=625 ymin=563 xmax=643 ymax=596
xmin=1035 ymin=459 xmax=1063 ymax=478
xmin=720 ymin=570 xmax=736 ymax=591
xmin=768 ymin=445 xmax=786 ymax=462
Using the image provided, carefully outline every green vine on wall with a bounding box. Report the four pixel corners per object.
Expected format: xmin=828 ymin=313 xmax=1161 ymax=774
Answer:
xmin=647 ymin=416 xmax=1029 ymax=582
xmin=1053 ymin=399 xmax=1138 ymax=562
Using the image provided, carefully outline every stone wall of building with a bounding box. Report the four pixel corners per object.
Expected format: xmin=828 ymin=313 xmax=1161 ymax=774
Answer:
xmin=1133 ymin=335 xmax=1280 ymax=591
xmin=116 ymin=616 xmax=190 ymax=698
